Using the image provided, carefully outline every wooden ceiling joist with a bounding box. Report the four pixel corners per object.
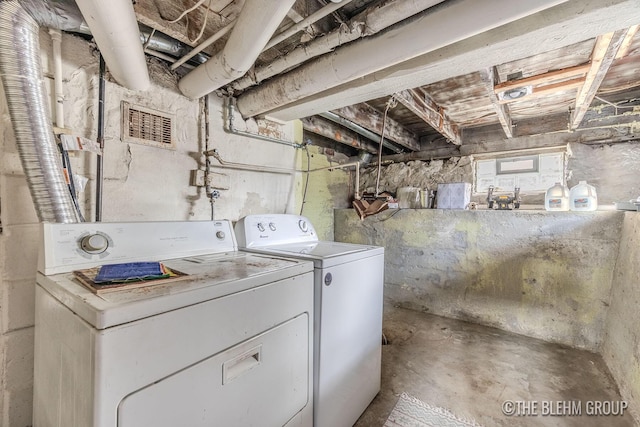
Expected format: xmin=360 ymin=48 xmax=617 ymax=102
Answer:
xmin=396 ymin=89 xmax=461 ymax=145
xmin=615 ymin=24 xmax=639 ymax=59
xmin=332 ymin=103 xmax=420 ymax=152
xmin=480 ymin=67 xmax=513 ymax=138
xmin=493 ymin=63 xmax=590 ymax=94
xmin=301 ymin=116 xmax=379 ymax=154
xmin=497 ymin=77 xmax=586 ymax=105
xmin=570 ymin=28 xmax=630 ymax=130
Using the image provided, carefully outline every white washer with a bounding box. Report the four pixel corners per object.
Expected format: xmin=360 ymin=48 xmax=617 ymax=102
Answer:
xmin=34 ymin=220 xmax=314 ymax=427
xmin=234 ymin=214 xmax=384 ymax=427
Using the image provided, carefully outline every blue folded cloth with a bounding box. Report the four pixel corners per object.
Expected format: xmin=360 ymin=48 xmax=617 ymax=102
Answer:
xmin=94 ymin=262 xmax=166 ymax=283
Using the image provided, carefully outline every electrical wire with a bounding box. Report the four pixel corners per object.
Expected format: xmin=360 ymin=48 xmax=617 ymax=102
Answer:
xmin=168 ymin=0 xmax=207 ymax=23
xmin=58 ymin=144 xmax=85 ymax=222
xmin=375 ymin=95 xmax=397 ymax=196
xmin=299 ymin=145 xmax=311 ymax=215
xmin=192 ymin=0 xmax=212 ymax=43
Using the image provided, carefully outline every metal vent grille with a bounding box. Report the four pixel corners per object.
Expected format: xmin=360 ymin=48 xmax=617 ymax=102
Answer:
xmin=121 ymin=102 xmax=175 ymax=148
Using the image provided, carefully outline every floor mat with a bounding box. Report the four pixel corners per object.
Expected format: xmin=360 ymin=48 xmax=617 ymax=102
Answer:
xmin=384 ymin=393 xmax=483 ymax=427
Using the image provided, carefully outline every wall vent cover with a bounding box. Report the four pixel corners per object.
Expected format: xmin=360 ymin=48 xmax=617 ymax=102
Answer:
xmin=121 ymin=102 xmax=175 ymax=149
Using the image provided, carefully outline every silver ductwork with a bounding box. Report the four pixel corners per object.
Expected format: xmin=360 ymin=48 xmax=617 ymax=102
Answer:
xmin=0 ymin=1 xmax=78 ymax=223
xmin=20 ymin=0 xmax=85 ymax=32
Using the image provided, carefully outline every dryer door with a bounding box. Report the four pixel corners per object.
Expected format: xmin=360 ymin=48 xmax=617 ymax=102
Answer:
xmin=118 ymin=313 xmax=310 ymax=427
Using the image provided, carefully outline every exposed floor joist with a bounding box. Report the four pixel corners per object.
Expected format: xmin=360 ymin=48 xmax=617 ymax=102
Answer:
xmin=396 ymin=89 xmax=461 ymax=145
xmin=493 ymin=63 xmax=590 ymax=94
xmin=479 ymin=67 xmax=513 ymax=138
xmin=261 ymin=0 xmax=640 ymax=121
xmin=301 ymin=116 xmax=379 ymax=154
xmin=615 ymin=24 xmax=639 ymax=59
xmin=332 ymin=103 xmax=421 ymax=151
xmin=499 ymin=77 xmax=586 ymax=104
xmin=381 ymin=98 xmax=640 ymax=162
xmin=570 ymin=28 xmax=629 ymax=129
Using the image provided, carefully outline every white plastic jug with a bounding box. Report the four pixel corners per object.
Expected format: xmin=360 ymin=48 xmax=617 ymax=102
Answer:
xmin=569 ymin=181 xmax=598 ymax=211
xmin=397 ymin=187 xmax=421 ymax=208
xmin=545 ymin=182 xmax=569 ymax=211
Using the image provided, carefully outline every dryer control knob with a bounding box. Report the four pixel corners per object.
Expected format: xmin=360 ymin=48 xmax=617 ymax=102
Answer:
xmin=257 ymin=223 xmax=266 ymax=232
xmin=216 ymin=231 xmax=226 ymax=240
xmin=298 ymin=220 xmax=308 ymax=232
xmin=269 ymin=222 xmax=277 ymax=231
xmin=80 ymin=234 xmax=108 ymax=254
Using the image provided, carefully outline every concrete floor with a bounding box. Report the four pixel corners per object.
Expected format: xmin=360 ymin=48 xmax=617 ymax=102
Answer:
xmin=355 ymin=306 xmax=637 ymax=427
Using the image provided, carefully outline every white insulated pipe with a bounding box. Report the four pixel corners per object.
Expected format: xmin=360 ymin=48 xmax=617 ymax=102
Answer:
xmin=48 ymin=29 xmax=64 ymax=129
xmin=231 ymin=0 xmax=446 ymax=92
xmin=75 ymin=0 xmax=150 ymax=91
xmin=236 ymin=0 xmax=569 ymax=118
xmin=179 ymin=0 xmax=297 ymax=99
xmin=263 ymin=0 xmax=355 ymax=51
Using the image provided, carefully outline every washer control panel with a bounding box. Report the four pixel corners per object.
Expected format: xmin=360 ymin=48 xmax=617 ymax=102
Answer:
xmin=234 ymin=214 xmax=317 ymax=248
xmin=80 ymin=233 xmax=110 ymax=254
xmin=39 ymin=220 xmax=237 ymax=275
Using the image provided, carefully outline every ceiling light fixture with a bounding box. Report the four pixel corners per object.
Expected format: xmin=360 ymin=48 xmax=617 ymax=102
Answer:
xmin=498 ymin=85 xmax=533 ymax=101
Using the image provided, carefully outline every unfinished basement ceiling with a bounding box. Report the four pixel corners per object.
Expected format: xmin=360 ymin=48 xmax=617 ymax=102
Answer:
xmin=102 ymin=0 xmax=640 ymax=157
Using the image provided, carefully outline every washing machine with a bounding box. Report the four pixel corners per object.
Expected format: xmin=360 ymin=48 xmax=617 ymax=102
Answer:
xmin=234 ymin=214 xmax=384 ymax=427
xmin=34 ymin=220 xmax=314 ymax=427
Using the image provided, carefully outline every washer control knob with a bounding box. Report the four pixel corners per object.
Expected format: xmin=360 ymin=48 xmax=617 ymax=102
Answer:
xmin=298 ymin=219 xmax=308 ymax=232
xmin=257 ymin=223 xmax=266 ymax=232
xmin=80 ymin=234 xmax=108 ymax=254
xmin=216 ymin=231 xmax=226 ymax=240
xmin=269 ymin=222 xmax=277 ymax=231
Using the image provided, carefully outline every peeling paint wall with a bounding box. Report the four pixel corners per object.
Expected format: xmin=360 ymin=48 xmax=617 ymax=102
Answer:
xmin=602 ymin=212 xmax=640 ymax=420
xmin=335 ymin=209 xmax=623 ymax=351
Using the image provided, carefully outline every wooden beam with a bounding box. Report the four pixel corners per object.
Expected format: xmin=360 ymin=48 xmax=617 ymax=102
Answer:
xmin=332 ymin=103 xmax=421 ymax=151
xmin=301 ymin=116 xmax=378 ymax=154
xmin=570 ymin=29 xmax=629 ymax=129
xmin=493 ymin=64 xmax=590 ymax=93
xmin=396 ymin=89 xmax=461 ymax=145
xmin=464 ymin=103 xmax=640 ymax=147
xmin=497 ymin=77 xmax=586 ymax=104
xmin=479 ymin=67 xmax=513 ymax=138
xmin=385 ymin=119 xmax=639 ymax=163
xmin=615 ymin=24 xmax=639 ymax=59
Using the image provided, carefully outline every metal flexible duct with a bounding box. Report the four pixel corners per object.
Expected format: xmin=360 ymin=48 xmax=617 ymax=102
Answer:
xmin=0 ymin=1 xmax=77 ymax=223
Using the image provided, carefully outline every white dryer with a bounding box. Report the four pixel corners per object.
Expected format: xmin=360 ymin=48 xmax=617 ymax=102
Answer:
xmin=34 ymin=220 xmax=314 ymax=427
xmin=234 ymin=214 xmax=384 ymax=427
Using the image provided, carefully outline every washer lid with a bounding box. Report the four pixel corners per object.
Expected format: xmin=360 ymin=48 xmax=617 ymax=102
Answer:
xmin=246 ymin=241 xmax=384 ymax=269
xmin=36 ymin=252 xmax=313 ymax=329
xmin=262 ymin=241 xmax=375 ymax=258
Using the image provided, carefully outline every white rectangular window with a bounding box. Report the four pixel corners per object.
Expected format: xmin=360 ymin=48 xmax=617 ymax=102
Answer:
xmin=474 ymin=152 xmax=565 ymax=193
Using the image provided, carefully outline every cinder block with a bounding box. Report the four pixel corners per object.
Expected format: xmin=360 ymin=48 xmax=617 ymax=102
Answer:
xmin=3 ymin=386 xmax=33 ymax=427
xmin=1 ymin=176 xmax=39 ymax=226
xmin=2 ymin=279 xmax=35 ymax=333
xmin=2 ymin=224 xmax=39 ymax=281
xmin=3 ymin=328 xmax=34 ymax=392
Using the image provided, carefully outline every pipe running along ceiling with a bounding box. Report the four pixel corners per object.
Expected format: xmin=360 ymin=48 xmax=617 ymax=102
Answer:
xmin=178 ymin=0 xmax=298 ymax=99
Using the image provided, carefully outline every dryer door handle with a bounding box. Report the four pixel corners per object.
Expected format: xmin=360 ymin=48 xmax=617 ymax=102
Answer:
xmin=222 ymin=345 xmax=262 ymax=385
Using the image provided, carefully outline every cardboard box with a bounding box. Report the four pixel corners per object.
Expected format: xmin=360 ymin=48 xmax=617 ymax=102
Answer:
xmin=436 ymin=182 xmax=472 ymax=209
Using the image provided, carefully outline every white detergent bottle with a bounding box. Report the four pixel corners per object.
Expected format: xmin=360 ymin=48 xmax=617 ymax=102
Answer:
xmin=545 ymin=182 xmax=569 ymax=211
xmin=569 ymin=180 xmax=598 ymax=211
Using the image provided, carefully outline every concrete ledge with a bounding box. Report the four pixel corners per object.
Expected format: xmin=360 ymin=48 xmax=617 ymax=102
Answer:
xmin=335 ymin=208 xmax=624 ymax=351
